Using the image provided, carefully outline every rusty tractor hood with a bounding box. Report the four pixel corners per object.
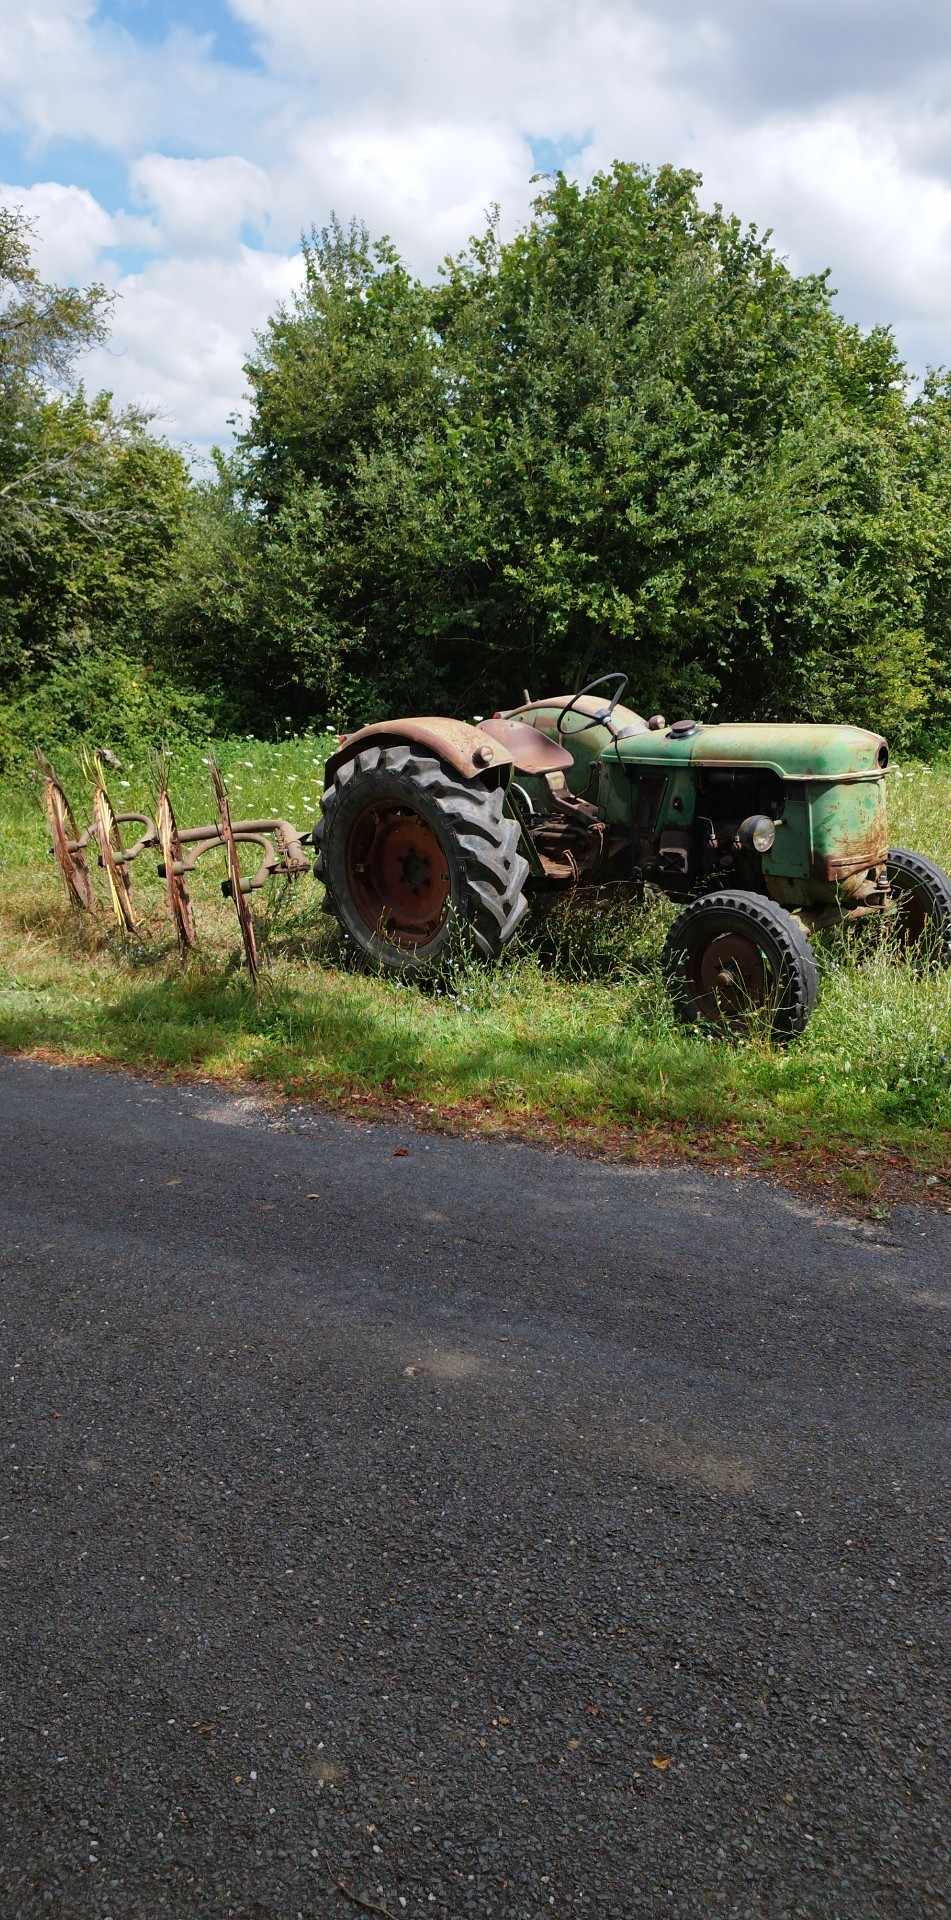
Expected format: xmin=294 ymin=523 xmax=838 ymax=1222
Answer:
xmin=608 ymin=721 xmax=888 ymax=782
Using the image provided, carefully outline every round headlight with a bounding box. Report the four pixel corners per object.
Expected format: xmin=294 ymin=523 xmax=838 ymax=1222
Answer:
xmin=738 ymin=814 xmax=776 ymax=854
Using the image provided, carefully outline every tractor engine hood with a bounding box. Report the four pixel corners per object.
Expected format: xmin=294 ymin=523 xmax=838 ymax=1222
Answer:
xmin=607 ymin=721 xmax=889 ymax=782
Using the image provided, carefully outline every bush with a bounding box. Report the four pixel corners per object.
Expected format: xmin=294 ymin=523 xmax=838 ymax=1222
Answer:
xmin=0 ymin=636 xmax=219 ymax=775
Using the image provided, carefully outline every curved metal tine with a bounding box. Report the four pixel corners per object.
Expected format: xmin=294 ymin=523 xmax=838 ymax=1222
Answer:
xmin=35 ymin=748 xmax=96 ymax=912
xmin=156 ymin=777 xmax=197 ymax=955
xmin=90 ymin=752 xmax=137 ymax=932
xmin=210 ymin=757 xmax=259 ymax=983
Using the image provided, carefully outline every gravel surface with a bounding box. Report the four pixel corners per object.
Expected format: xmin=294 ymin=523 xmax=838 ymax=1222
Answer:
xmin=0 ymin=1055 xmax=948 ymax=1919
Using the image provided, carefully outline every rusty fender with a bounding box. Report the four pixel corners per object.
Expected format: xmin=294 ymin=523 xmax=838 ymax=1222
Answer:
xmin=324 ymin=717 xmax=515 ymax=786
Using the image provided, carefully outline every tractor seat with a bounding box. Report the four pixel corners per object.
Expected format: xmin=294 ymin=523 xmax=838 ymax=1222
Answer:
xmin=478 ymin=715 xmax=574 ymax=774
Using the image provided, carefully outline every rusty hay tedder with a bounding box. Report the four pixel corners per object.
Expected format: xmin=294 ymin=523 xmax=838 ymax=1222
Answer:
xmin=37 ymin=748 xmax=313 ymax=984
xmin=36 ymin=670 xmax=951 ymax=1040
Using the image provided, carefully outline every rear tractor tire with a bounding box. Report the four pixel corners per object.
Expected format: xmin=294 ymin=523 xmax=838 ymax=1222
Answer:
xmin=315 ymin=746 xmax=530 ymax=975
xmin=662 ymin=889 xmax=818 ymax=1042
xmin=886 ymin=848 xmax=951 ymax=963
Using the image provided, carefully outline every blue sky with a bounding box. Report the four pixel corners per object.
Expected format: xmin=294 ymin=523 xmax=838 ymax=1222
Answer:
xmin=97 ymin=0 xmax=259 ymax=65
xmin=3 ymin=1 xmax=951 ymax=455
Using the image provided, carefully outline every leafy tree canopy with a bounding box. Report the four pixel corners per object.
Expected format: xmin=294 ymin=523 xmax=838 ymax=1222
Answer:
xmin=3 ymin=169 xmax=951 ymax=765
xmin=1 ymin=205 xmax=114 ymax=558
xmin=0 ymin=207 xmax=190 ymax=709
xmin=235 ymin=167 xmax=951 ymax=747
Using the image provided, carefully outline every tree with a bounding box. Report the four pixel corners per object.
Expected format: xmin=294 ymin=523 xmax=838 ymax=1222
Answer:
xmin=4 ymin=173 xmax=948 ymax=762
xmin=0 ymin=384 xmax=190 ymax=687
xmin=0 ymin=206 xmax=191 ymax=688
xmin=0 ymin=206 xmax=207 ymax=761
xmin=236 ymin=166 xmax=949 ymax=748
xmin=0 ymin=205 xmax=113 ymax=564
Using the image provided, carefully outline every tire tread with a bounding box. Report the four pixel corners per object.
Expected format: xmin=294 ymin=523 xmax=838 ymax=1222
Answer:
xmin=316 ymin=747 xmax=530 ymax=972
xmin=662 ymin=888 xmax=818 ymax=1040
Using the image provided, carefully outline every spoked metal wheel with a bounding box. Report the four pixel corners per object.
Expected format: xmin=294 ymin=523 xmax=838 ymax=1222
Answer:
xmin=92 ymin=770 xmax=137 ymax=932
xmin=345 ymin=798 xmax=452 ymax=948
xmin=156 ymin=785 xmax=197 ymax=955
xmin=40 ymin=761 xmax=95 ymax=912
xmin=663 ymin=889 xmax=818 ymax=1041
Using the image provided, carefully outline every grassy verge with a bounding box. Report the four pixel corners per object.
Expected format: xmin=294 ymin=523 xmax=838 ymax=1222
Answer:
xmin=1 ymin=733 xmax=950 ymax=1208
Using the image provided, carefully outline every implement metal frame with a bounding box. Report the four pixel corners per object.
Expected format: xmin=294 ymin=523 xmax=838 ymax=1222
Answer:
xmin=62 ymin=810 xmax=313 ymax=895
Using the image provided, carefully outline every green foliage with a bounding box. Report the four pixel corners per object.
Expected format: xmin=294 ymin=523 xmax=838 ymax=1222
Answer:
xmin=233 ymin=166 xmax=951 ymax=749
xmin=1 ymin=388 xmax=190 ymax=684
xmin=1 ymin=203 xmax=113 ymax=567
xmin=243 ymin=218 xmax=442 ymax=508
xmin=232 ymin=216 xmax=454 ymax=723
xmin=0 ymin=637 xmax=216 ymax=773
xmin=0 ymin=206 xmax=203 ymax=763
xmin=151 ymin=458 xmax=256 ymax=725
xmin=0 ymin=387 xmax=200 ymax=768
xmin=4 ymin=175 xmax=951 ymax=768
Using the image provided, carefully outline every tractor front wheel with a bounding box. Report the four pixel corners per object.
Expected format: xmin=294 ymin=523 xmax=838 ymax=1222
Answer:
xmin=316 ymin=746 xmax=530 ymax=975
xmin=662 ymin=890 xmax=818 ymax=1041
xmin=886 ymin=848 xmax=951 ymax=962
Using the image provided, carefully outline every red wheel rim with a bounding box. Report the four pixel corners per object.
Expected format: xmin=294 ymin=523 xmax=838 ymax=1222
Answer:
xmin=346 ymin=800 xmax=451 ymax=946
xmin=693 ymin=929 xmax=769 ymax=1024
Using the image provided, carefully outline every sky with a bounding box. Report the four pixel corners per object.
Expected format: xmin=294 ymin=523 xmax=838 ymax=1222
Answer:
xmin=3 ymin=0 xmax=951 ymax=459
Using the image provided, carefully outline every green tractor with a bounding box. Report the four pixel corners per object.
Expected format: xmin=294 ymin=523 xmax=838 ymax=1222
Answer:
xmin=315 ymin=674 xmax=951 ymax=1039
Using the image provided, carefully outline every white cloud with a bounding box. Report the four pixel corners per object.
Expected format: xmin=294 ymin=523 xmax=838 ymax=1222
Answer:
xmin=229 ymin=0 xmax=672 ymax=146
xmin=130 ymin=153 xmax=272 ymax=253
xmin=0 ymin=178 xmax=118 ymax=282
xmin=707 ymin=114 xmax=951 ymax=337
xmin=81 ymin=244 xmax=303 ymax=447
xmin=269 ymin=119 xmax=537 ymax=266
xmin=4 ymin=0 xmax=951 ymax=446
xmin=0 ymin=0 xmax=277 ymax=156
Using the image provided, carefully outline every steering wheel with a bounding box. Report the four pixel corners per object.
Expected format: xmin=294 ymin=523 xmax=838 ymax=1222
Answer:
xmin=556 ymin=672 xmax=630 ymax=737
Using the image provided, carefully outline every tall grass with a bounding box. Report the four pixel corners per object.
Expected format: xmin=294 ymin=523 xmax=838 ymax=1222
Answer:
xmin=1 ymin=735 xmax=949 ymax=1174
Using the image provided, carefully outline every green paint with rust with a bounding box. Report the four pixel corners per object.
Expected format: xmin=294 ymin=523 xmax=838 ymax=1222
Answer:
xmin=787 ymin=776 xmax=889 ymax=885
xmin=608 ymin=721 xmax=887 ymax=780
xmin=605 ymin=722 xmax=889 ymax=889
xmin=518 ymin=703 xmax=890 ymax=896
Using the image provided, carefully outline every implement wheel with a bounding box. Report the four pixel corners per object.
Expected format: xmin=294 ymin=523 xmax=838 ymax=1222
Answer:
xmin=157 ymin=786 xmax=196 ymax=955
xmin=92 ymin=773 xmax=136 ymax=932
xmin=662 ymin=889 xmax=818 ymax=1041
xmin=316 ymin=746 xmax=529 ymax=975
xmin=42 ymin=769 xmax=95 ymax=912
xmin=211 ymin=759 xmax=259 ymax=982
xmin=886 ymin=848 xmax=951 ymax=963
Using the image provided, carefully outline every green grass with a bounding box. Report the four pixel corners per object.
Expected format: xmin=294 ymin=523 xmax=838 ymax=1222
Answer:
xmin=1 ymin=733 xmax=950 ymax=1190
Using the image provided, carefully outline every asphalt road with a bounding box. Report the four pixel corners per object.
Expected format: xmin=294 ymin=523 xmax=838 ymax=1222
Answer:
xmin=0 ymin=1056 xmax=948 ymax=1920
